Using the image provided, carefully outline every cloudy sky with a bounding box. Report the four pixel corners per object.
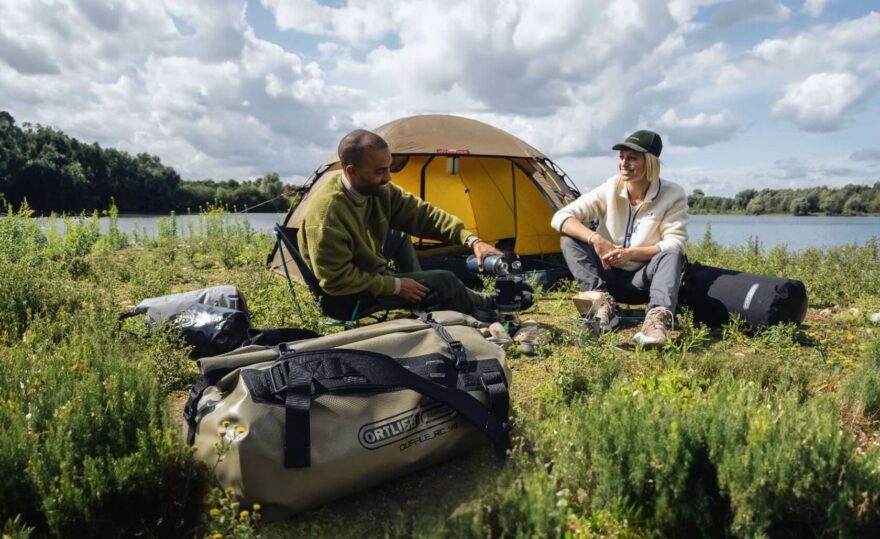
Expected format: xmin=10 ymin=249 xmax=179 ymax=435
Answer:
xmin=1 ymin=0 xmax=878 ymax=195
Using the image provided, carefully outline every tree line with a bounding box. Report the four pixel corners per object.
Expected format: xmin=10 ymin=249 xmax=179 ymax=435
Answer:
xmin=0 ymin=111 xmax=295 ymax=214
xmin=3 ymin=110 xmax=878 ymax=216
xmin=688 ymin=183 xmax=880 ymax=215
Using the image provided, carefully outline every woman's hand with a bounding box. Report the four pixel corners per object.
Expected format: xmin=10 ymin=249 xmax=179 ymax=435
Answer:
xmin=592 ymin=236 xmax=621 ymax=269
xmin=601 ymin=246 xmax=633 ymax=268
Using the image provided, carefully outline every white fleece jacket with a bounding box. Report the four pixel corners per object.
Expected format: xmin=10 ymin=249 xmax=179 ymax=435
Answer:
xmin=551 ymin=175 xmax=688 ymax=271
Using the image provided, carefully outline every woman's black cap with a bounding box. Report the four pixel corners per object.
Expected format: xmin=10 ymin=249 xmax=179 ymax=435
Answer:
xmin=612 ymin=130 xmax=662 ymax=157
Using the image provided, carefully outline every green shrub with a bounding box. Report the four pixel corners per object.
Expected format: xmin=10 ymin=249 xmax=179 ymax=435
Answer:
xmin=0 ymin=309 xmax=206 ymax=536
xmin=551 ymin=339 xmax=622 ymax=402
xmin=840 ymin=339 xmax=880 ymax=420
xmin=530 ymin=377 xmax=880 ymax=537
xmin=0 ymin=206 xmax=75 ymax=343
xmin=706 ymin=384 xmax=880 ymax=536
xmin=47 ymin=213 xmax=102 ymax=277
xmin=440 ymin=455 xmax=570 ymax=538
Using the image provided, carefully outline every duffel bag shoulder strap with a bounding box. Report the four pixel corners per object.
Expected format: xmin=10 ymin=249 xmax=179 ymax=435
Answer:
xmin=272 ymin=349 xmax=511 ymax=468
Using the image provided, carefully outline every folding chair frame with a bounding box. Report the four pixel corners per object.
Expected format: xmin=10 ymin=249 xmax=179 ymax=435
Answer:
xmin=273 ymin=225 xmax=387 ymax=329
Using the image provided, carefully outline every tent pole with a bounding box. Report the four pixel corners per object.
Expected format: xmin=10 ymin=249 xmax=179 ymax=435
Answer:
xmin=511 ymin=160 xmax=518 ymax=254
xmin=417 ymin=156 xmax=435 ymax=248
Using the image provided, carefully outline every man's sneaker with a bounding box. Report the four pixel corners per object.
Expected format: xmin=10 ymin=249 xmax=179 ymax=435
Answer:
xmin=594 ymin=293 xmax=619 ymax=331
xmin=633 ymin=307 xmax=674 ymax=347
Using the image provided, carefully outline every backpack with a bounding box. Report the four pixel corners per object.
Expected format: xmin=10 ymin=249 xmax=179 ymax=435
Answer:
xmin=184 ymin=311 xmax=511 ymax=519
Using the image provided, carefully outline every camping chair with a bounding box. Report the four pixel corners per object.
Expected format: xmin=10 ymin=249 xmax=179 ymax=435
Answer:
xmin=273 ymin=225 xmax=388 ymax=329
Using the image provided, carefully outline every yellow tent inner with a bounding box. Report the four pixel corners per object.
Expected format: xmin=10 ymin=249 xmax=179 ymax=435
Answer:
xmin=391 ymin=155 xmax=559 ymax=255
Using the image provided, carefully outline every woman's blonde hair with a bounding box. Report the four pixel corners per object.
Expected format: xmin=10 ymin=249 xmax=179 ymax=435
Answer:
xmin=643 ymin=153 xmax=661 ymax=183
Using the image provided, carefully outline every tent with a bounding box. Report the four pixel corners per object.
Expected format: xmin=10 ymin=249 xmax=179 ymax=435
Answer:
xmin=271 ymin=114 xmax=580 ymax=283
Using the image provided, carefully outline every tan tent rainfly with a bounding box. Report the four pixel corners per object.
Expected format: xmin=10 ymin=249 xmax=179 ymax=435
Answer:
xmin=272 ymin=114 xmax=579 ymax=279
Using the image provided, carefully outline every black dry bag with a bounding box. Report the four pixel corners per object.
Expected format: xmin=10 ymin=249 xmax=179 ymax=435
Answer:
xmin=680 ymin=262 xmax=807 ymax=329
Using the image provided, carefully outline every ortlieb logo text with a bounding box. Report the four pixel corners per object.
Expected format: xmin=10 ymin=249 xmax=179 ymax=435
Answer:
xmin=358 ymin=402 xmax=456 ymax=450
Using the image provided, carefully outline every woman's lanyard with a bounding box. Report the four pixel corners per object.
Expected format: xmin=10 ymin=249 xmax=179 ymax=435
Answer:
xmin=624 ymin=203 xmax=643 ymax=248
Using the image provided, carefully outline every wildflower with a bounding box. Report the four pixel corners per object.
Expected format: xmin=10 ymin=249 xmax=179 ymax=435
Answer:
xmin=819 ymin=338 xmax=829 ymax=345
xmin=239 ymin=510 xmax=249 ymax=519
xmin=209 ymin=508 xmax=220 ymax=517
xmin=236 ymin=425 xmax=245 ymax=434
xmin=222 ymin=420 xmax=230 ymax=427
xmin=211 ymin=533 xmax=223 ymax=539
xmin=252 ymin=504 xmax=261 ymax=512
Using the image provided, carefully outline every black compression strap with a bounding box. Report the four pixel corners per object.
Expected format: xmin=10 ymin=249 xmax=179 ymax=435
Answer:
xmin=184 ymin=368 xmax=233 ymax=445
xmin=272 ymin=349 xmax=510 ymax=460
xmin=480 ymin=370 xmax=510 ymax=432
xmin=284 ymin=367 xmax=313 ymax=468
xmin=414 ymin=311 xmax=467 ymax=367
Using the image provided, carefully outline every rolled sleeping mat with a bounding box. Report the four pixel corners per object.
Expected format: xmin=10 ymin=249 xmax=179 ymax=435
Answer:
xmin=680 ymin=262 xmax=808 ymax=329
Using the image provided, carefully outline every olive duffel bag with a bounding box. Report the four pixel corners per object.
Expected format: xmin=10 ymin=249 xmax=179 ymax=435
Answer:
xmin=183 ymin=311 xmax=511 ymax=519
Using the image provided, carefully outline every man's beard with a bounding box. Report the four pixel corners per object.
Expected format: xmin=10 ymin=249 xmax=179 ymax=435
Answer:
xmin=353 ymin=173 xmax=389 ymax=196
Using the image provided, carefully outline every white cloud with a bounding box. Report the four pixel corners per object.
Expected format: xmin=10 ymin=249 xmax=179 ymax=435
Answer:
xmin=767 ymin=157 xmax=809 ymax=180
xmin=850 ymin=148 xmax=880 ymax=163
xmin=742 ymin=12 xmax=880 ymax=131
xmin=802 ymin=0 xmax=830 ymax=17
xmin=654 ymin=109 xmax=742 ymax=147
xmin=771 ymin=72 xmax=867 ymax=131
xmin=261 ymin=0 xmax=398 ymax=44
xmin=710 ymin=0 xmax=791 ymax=28
xmin=0 ymin=0 xmax=365 ymax=182
xmin=0 ymin=0 xmax=878 ymax=192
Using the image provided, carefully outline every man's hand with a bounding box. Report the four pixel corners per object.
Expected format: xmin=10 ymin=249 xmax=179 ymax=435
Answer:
xmin=472 ymin=240 xmax=505 ymax=271
xmin=398 ymin=278 xmax=430 ymax=303
xmin=601 ymin=246 xmax=634 ymax=268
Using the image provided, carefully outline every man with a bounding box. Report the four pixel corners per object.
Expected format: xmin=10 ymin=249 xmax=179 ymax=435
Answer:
xmin=551 ymin=130 xmax=688 ymax=346
xmin=299 ymin=129 xmax=506 ymax=319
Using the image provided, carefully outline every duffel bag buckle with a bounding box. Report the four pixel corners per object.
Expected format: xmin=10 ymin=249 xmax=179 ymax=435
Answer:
xmin=449 ymin=340 xmax=466 ymax=368
xmin=268 ymin=361 xmax=291 ymax=395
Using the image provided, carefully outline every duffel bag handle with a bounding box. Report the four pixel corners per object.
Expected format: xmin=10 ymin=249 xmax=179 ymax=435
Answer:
xmin=277 ymin=349 xmax=511 ymax=468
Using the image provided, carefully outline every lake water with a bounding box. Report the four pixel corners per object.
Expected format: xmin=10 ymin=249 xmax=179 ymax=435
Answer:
xmin=39 ymin=213 xmax=878 ymax=251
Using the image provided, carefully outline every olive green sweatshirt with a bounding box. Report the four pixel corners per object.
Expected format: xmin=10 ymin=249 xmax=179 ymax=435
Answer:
xmin=299 ymin=173 xmax=473 ymax=297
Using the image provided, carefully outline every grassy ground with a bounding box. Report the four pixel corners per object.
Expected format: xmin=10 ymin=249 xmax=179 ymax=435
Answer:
xmin=2 ymin=204 xmax=879 ymax=537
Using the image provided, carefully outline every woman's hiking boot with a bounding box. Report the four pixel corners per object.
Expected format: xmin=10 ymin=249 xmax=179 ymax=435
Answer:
xmin=594 ymin=293 xmax=619 ymax=331
xmin=633 ymin=306 xmax=674 ymax=347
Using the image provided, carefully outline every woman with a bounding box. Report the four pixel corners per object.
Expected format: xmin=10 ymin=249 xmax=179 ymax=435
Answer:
xmin=551 ymin=130 xmax=688 ymax=346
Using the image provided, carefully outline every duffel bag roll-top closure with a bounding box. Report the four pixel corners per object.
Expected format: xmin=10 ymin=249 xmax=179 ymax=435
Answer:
xmin=252 ymin=348 xmax=511 ymax=468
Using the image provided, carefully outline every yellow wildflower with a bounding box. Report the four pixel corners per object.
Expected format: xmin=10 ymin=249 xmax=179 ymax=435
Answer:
xmin=819 ymin=338 xmax=829 ymax=345
xmin=209 ymin=508 xmax=221 ymax=517
xmin=236 ymin=425 xmax=245 ymax=434
xmin=222 ymin=420 xmax=230 ymax=428
xmin=211 ymin=533 xmax=223 ymax=539
xmin=240 ymin=510 xmax=249 ymax=519
xmin=253 ymin=503 xmax=261 ymax=512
